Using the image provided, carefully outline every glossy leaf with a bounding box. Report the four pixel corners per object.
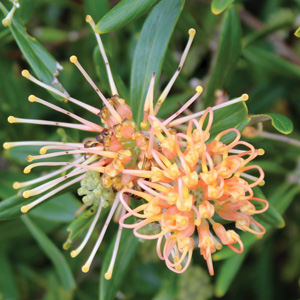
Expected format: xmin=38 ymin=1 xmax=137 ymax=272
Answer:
xmin=0 ymin=194 xmax=30 ymax=220
xmin=99 ymin=228 xmax=139 ymax=300
xmin=204 ymin=6 xmax=242 ymax=106
xmin=0 ymin=3 xmax=64 ymax=92
xmin=95 ymin=0 xmax=159 ymax=34
xmin=211 ymin=0 xmax=235 ymax=15
xmin=249 ymin=113 xmax=293 ymax=135
xmin=130 ymin=0 xmax=185 ymax=125
xmin=22 ymin=215 xmax=76 ymax=293
xmin=29 ymin=193 xmax=80 ymax=223
xmin=209 ymin=101 xmax=250 ymax=141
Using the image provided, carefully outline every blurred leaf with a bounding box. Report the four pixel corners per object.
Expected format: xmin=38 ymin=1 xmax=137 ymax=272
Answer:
xmin=0 ymin=194 xmax=30 ymax=220
xmin=95 ymin=0 xmax=160 ymax=34
xmin=211 ymin=0 xmax=235 ymax=15
xmin=0 ymin=246 xmax=19 ymax=300
xmin=84 ymin=0 xmax=109 ymax=21
xmin=21 ymin=215 xmax=76 ymax=293
xmin=249 ymin=113 xmax=293 ymax=134
xmin=29 ymin=193 xmax=80 ymax=223
xmin=214 ymin=249 xmax=249 ymax=297
xmin=204 ymin=6 xmax=242 ymax=106
xmin=0 ymin=3 xmax=64 ymax=93
xmin=99 ymin=228 xmax=139 ymax=300
xmin=243 ymin=46 xmax=300 ymax=80
xmin=130 ymin=0 xmax=185 ymax=125
xmin=152 ymin=271 xmax=178 ymax=300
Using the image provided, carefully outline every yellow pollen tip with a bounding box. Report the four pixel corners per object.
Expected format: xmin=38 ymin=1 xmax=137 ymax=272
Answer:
xmin=70 ymin=251 xmax=78 ymax=258
xmin=70 ymin=55 xmax=78 ymax=63
xmin=2 ymin=19 xmax=11 ymax=27
xmin=3 ymin=142 xmax=11 ymax=149
xmin=82 ymin=265 xmax=90 ymax=273
xmin=258 ymin=148 xmax=265 ymax=155
xmin=28 ymin=95 xmax=36 ymax=102
xmin=21 ymin=206 xmax=29 ymax=213
xmin=259 ymin=180 xmax=265 ymax=186
xmin=24 ymin=167 xmax=31 ymax=174
xmin=189 ymin=28 xmax=196 ymax=36
xmin=242 ymin=94 xmax=249 ymax=101
xmin=104 ymin=272 xmax=112 ymax=280
xmin=27 ymin=155 xmax=33 ymax=162
xmin=175 ymin=264 xmax=182 ymax=271
xmin=140 ymin=122 xmax=148 ymax=130
xmin=8 ymin=116 xmax=15 ymax=123
xmin=21 ymin=70 xmax=30 ymax=77
xmin=40 ymin=147 xmax=47 ymax=154
xmin=196 ymin=85 xmax=203 ymax=94
xmin=13 ymin=182 xmax=20 ymax=189
xmin=216 ymin=244 xmax=223 ymax=250
xmin=23 ymin=191 xmax=31 ymax=198
xmin=85 ymin=15 xmax=92 ymax=23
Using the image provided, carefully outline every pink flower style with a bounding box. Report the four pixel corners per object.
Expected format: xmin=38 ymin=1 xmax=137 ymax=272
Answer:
xmin=3 ymin=16 xmax=268 ymax=279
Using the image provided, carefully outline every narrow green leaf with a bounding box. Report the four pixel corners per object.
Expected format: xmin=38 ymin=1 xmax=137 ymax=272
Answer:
xmin=99 ymin=228 xmax=139 ymax=300
xmin=21 ymin=215 xmax=76 ymax=293
xmin=204 ymin=6 xmax=242 ymax=106
xmin=95 ymin=0 xmax=160 ymax=34
xmin=243 ymin=46 xmax=300 ymax=80
xmin=0 ymin=194 xmax=30 ymax=220
xmin=214 ymin=249 xmax=249 ymax=297
xmin=130 ymin=0 xmax=185 ymax=125
xmin=0 ymin=3 xmax=64 ymax=93
xmin=211 ymin=0 xmax=235 ymax=15
xmin=0 ymin=246 xmax=19 ymax=300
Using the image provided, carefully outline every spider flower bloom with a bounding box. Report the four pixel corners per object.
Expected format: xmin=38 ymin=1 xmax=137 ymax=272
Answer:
xmin=3 ymin=16 xmax=269 ymax=278
xmin=121 ymin=103 xmax=269 ymax=276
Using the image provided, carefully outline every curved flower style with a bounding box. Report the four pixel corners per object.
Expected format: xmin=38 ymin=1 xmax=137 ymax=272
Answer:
xmin=3 ymin=15 xmax=268 ymax=278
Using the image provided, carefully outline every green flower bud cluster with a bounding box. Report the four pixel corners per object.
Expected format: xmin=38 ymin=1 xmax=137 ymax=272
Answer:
xmin=138 ymin=223 xmax=161 ymax=243
xmin=77 ymin=171 xmax=114 ymax=208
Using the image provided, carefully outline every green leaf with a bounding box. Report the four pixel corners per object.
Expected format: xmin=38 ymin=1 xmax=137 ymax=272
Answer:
xmin=130 ymin=0 xmax=185 ymax=125
xmin=243 ymin=46 xmax=300 ymax=80
xmin=99 ymin=228 xmax=139 ymax=300
xmin=249 ymin=113 xmax=293 ymax=135
xmin=21 ymin=215 xmax=76 ymax=293
xmin=204 ymin=6 xmax=242 ymax=106
xmin=214 ymin=249 xmax=249 ymax=297
xmin=63 ymin=205 xmax=109 ymax=250
xmin=0 ymin=194 xmax=30 ymax=220
xmin=209 ymin=101 xmax=250 ymax=141
xmin=211 ymin=0 xmax=235 ymax=15
xmin=95 ymin=0 xmax=160 ymax=34
xmin=0 ymin=3 xmax=64 ymax=93
xmin=0 ymin=246 xmax=19 ymax=300
xmin=29 ymin=193 xmax=80 ymax=223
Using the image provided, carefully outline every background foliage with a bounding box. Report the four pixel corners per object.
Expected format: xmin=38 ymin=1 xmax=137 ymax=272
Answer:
xmin=0 ymin=0 xmax=299 ymax=299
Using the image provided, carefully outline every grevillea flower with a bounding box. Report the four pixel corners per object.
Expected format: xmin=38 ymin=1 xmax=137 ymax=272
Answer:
xmin=3 ymin=15 xmax=268 ymax=278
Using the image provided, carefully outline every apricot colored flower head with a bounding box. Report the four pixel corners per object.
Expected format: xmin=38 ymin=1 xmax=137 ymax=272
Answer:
xmin=3 ymin=15 xmax=268 ymax=278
